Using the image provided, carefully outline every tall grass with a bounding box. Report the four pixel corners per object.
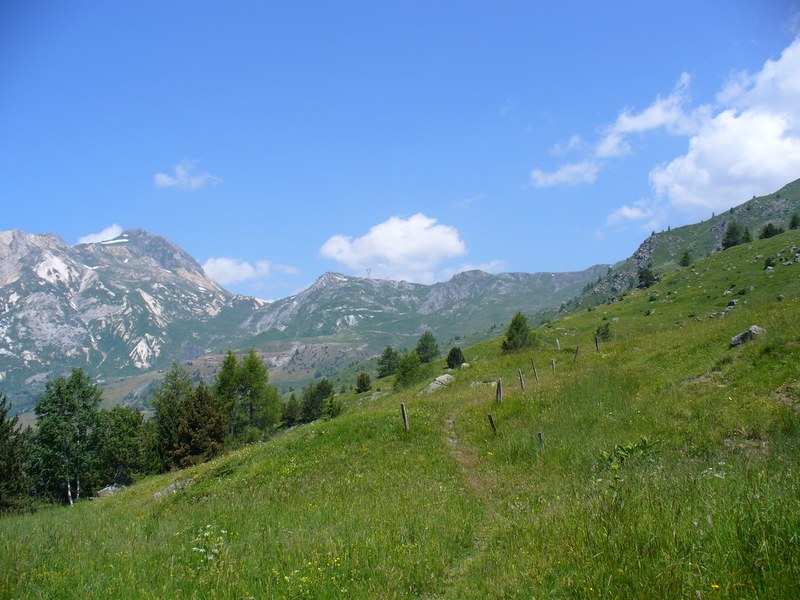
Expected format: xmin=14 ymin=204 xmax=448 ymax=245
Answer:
xmin=2 ymin=231 xmax=799 ymax=598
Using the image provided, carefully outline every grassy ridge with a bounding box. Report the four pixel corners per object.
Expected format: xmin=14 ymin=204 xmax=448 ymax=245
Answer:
xmin=2 ymin=232 xmax=800 ymax=598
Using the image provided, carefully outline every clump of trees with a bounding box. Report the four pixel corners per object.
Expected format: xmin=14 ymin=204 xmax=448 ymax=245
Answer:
xmin=759 ymin=222 xmax=784 ymax=239
xmin=0 ymin=347 xmax=347 ymax=509
xmin=722 ymin=221 xmax=752 ymax=249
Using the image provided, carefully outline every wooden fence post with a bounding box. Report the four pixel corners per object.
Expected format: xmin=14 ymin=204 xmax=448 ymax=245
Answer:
xmin=488 ymin=414 xmax=497 ymax=435
xmin=400 ymin=403 xmax=409 ymax=433
xmin=551 ymin=359 xmax=556 ymax=375
xmin=595 ymin=335 xmax=599 ymax=351
xmin=556 ymin=338 xmax=561 ymax=352
xmin=531 ymin=357 xmax=539 ymax=384
xmin=538 ymin=431 xmax=544 ymax=450
xmin=518 ymin=368 xmax=525 ymax=392
xmin=496 ymin=378 xmax=503 ymax=405
xmin=573 ymin=346 xmax=579 ymax=363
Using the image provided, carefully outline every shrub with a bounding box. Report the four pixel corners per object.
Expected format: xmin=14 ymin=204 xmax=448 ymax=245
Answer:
xmin=595 ymin=322 xmax=612 ymax=342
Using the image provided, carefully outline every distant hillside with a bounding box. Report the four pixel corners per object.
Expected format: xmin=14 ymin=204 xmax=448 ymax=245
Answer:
xmin=573 ymin=177 xmax=800 ymax=308
xmin=0 ymin=229 xmax=607 ymax=413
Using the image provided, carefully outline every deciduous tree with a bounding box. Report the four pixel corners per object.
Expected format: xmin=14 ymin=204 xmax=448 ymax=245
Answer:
xmin=33 ymin=369 xmax=101 ymax=505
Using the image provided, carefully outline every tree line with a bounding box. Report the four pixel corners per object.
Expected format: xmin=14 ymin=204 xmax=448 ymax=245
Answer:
xmin=3 ymin=320 xmax=539 ymax=511
xmin=0 ymin=349 xmax=342 ymax=511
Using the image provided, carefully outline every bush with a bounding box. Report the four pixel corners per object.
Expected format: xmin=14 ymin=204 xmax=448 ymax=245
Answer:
xmin=595 ymin=322 xmax=612 ymax=342
xmin=446 ymin=346 xmax=465 ymax=369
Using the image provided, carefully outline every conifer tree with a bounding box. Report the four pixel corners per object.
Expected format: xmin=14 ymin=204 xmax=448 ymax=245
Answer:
xmin=502 ymin=312 xmax=533 ymax=352
xmin=239 ymin=349 xmax=282 ymax=429
xmin=95 ymin=406 xmax=144 ymax=485
xmin=150 ymin=362 xmax=194 ymax=471
xmin=446 ymin=346 xmax=466 ymax=369
xmin=0 ymin=393 xmax=31 ymax=511
xmin=377 ymin=345 xmax=400 ymax=378
xmin=355 ymin=372 xmax=372 ymax=393
xmin=394 ymin=351 xmax=423 ymax=389
xmin=173 ymin=382 xmax=227 ymax=467
xmin=283 ymin=393 xmax=301 ymax=427
xmin=415 ymin=330 xmax=439 ymax=364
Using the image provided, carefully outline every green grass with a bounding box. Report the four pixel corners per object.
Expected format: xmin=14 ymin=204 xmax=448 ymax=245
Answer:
xmin=2 ymin=231 xmax=800 ymax=598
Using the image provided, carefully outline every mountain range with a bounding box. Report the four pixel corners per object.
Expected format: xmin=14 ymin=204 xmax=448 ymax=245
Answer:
xmin=0 ymin=229 xmax=607 ymax=413
xmin=2 ymin=178 xmax=798 ymax=414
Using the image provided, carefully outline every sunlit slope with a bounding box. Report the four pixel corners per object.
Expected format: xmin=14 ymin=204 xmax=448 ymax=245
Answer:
xmin=2 ymin=231 xmax=799 ymax=598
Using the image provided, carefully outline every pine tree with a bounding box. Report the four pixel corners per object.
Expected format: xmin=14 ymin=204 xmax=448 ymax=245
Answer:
xmin=283 ymin=393 xmax=301 ymax=427
xmin=502 ymin=312 xmax=532 ymax=352
xmin=95 ymin=406 xmax=144 ymax=486
xmin=301 ymin=379 xmax=334 ymax=423
xmin=394 ymin=351 xmax=423 ymax=389
xmin=173 ymin=382 xmax=228 ymax=468
xmin=637 ymin=267 xmax=657 ymax=289
xmin=377 ymin=345 xmax=400 ymax=378
xmin=722 ymin=221 xmax=747 ymax=249
xmin=759 ymin=222 xmax=784 ymax=239
xmin=150 ymin=362 xmax=194 ymax=471
xmin=239 ymin=349 xmax=282 ymax=429
xmin=33 ymin=369 xmax=101 ymax=505
xmin=415 ymin=330 xmax=439 ymax=364
xmin=214 ymin=350 xmax=241 ymax=433
xmin=790 ymin=212 xmax=800 ymax=230
xmin=446 ymin=346 xmax=466 ymax=369
xmin=678 ymin=249 xmax=691 ymax=267
xmin=355 ymin=372 xmax=372 ymax=393
xmin=0 ymin=394 xmax=31 ymax=511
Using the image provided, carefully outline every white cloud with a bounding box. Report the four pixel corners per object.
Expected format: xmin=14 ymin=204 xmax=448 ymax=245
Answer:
xmin=650 ymin=38 xmax=800 ymax=217
xmin=604 ymin=199 xmax=664 ymax=232
xmin=319 ymin=213 xmax=467 ymax=283
xmin=203 ymin=257 xmax=297 ymax=286
xmin=531 ymin=160 xmax=600 ymax=187
xmin=77 ymin=224 xmax=123 ymax=244
xmin=154 ymin=159 xmax=221 ymax=191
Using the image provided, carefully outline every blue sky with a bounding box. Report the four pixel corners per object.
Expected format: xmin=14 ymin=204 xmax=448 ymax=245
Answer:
xmin=2 ymin=1 xmax=799 ymax=299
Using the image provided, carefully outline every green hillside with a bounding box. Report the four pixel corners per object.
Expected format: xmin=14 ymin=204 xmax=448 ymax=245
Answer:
xmin=576 ymin=178 xmax=800 ymax=309
xmin=2 ymin=231 xmax=799 ymax=598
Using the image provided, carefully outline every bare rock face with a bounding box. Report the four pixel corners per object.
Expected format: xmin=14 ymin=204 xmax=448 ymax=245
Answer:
xmin=730 ymin=325 xmax=766 ymax=347
xmin=0 ymin=229 xmax=231 ymax=408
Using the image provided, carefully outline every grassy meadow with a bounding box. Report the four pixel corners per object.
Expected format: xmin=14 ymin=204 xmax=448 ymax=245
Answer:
xmin=2 ymin=231 xmax=800 ymax=598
